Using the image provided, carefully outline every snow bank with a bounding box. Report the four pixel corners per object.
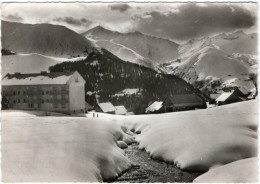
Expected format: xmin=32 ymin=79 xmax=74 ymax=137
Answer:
xmin=123 ymin=100 xmax=258 ymax=174
xmin=2 ymin=111 xmax=133 ymax=182
xmin=194 ymin=157 xmax=258 ymax=183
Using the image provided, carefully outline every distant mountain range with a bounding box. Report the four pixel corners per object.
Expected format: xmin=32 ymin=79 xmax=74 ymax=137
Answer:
xmin=83 ymin=26 xmax=179 ymax=70
xmin=2 ymin=20 xmax=257 ymax=97
xmin=161 ymin=31 xmax=257 ymax=94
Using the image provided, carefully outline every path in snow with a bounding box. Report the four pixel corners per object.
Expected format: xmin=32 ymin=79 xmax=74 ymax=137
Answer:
xmin=111 ymin=143 xmax=200 ymax=183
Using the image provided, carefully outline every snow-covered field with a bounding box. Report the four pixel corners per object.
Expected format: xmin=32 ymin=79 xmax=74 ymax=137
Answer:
xmin=122 ymin=100 xmax=258 ymax=182
xmin=2 ymin=100 xmax=258 ymax=182
xmin=2 ymin=110 xmax=134 ymax=182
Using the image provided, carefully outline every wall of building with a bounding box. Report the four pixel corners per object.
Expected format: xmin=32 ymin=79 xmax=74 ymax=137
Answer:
xmin=2 ymin=85 xmax=70 ymax=113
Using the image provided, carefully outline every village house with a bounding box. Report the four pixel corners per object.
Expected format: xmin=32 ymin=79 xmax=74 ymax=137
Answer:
xmin=146 ymin=93 xmax=206 ymax=113
xmin=2 ymin=71 xmax=86 ymax=114
xmin=95 ymin=102 xmax=116 ymax=114
xmin=215 ymin=91 xmax=243 ymax=106
xmin=146 ymin=101 xmax=163 ymax=113
xmin=115 ymin=105 xmax=127 ymax=115
xmin=164 ymin=93 xmax=206 ymax=112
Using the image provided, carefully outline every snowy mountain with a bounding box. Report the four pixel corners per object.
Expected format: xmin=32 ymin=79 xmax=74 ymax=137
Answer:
xmin=2 ymin=21 xmax=95 ymax=58
xmin=161 ymin=31 xmax=258 ymax=94
xmin=49 ymin=49 xmax=206 ymax=114
xmin=82 ymin=26 xmax=179 ymax=69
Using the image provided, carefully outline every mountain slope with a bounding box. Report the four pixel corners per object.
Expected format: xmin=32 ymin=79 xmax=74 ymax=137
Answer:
xmin=161 ymin=31 xmax=257 ymax=94
xmin=1 ymin=53 xmax=88 ymax=77
xmin=49 ymin=49 xmax=206 ymax=114
xmin=83 ymin=26 xmax=179 ymax=67
xmin=2 ymin=21 xmax=95 ymax=58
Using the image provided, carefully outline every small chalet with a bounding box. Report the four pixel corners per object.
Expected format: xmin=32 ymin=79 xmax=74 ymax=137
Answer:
xmin=145 ymin=93 xmax=206 ymax=113
xmin=115 ymin=105 xmax=127 ymax=115
xmin=1 ymin=71 xmax=86 ymax=114
xmin=215 ymin=91 xmax=243 ymax=105
xmin=164 ymin=93 xmax=206 ymax=112
xmin=145 ymin=101 xmax=163 ymax=113
xmin=95 ymin=102 xmax=116 ymax=114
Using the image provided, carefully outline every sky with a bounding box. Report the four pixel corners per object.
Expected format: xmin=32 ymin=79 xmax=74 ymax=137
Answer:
xmin=1 ymin=2 xmax=258 ymax=42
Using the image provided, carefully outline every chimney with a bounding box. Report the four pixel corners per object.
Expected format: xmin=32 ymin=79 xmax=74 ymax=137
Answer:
xmin=40 ymin=71 xmax=48 ymax=74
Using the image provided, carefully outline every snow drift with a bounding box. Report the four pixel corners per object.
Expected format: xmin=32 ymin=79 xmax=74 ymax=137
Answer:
xmin=194 ymin=157 xmax=258 ymax=183
xmin=123 ymin=100 xmax=258 ymax=175
xmin=2 ymin=111 xmax=133 ymax=182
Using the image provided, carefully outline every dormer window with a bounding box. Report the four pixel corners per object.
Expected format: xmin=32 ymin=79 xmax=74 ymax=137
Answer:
xmin=75 ymin=77 xmax=79 ymax=83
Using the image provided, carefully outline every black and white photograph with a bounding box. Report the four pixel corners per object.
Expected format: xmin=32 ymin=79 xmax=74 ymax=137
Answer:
xmin=1 ymin=2 xmax=258 ymax=183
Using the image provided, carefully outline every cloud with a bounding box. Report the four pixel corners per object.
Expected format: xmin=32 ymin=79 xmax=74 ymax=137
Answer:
xmin=53 ymin=17 xmax=92 ymax=26
xmin=109 ymin=4 xmax=131 ymax=12
xmin=133 ymin=3 xmax=257 ymax=41
xmin=2 ymin=13 xmax=23 ymax=22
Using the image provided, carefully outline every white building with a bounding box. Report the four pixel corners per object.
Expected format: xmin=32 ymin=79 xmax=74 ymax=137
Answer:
xmin=2 ymin=71 xmax=86 ymax=114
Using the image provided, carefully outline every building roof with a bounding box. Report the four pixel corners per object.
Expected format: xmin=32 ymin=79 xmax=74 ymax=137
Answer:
xmin=115 ymin=105 xmax=127 ymax=115
xmin=146 ymin=101 xmax=163 ymax=112
xmin=97 ymin=102 xmax=116 ymax=113
xmin=210 ymin=94 xmax=221 ymax=100
xmin=216 ymin=92 xmax=233 ymax=102
xmin=169 ymin=93 xmax=204 ymax=107
xmin=2 ymin=71 xmax=78 ymax=86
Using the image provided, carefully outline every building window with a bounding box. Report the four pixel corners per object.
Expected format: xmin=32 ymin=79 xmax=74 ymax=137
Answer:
xmin=54 ymin=103 xmax=58 ymax=108
xmin=46 ymin=91 xmax=49 ymax=94
xmin=23 ymin=91 xmax=26 ymax=95
xmin=28 ymin=104 xmax=34 ymax=108
xmin=13 ymin=100 xmax=16 ymax=103
xmin=61 ymin=103 xmax=66 ymax=108
xmin=37 ymin=104 xmax=41 ymax=108
xmin=42 ymin=99 xmax=44 ymax=103
xmin=18 ymin=99 xmax=20 ymax=103
xmin=13 ymin=91 xmax=16 ymax=95
xmin=61 ymin=95 xmax=66 ymax=99
xmin=24 ymin=99 xmax=26 ymax=103
xmin=18 ymin=91 xmax=20 ymax=95
xmin=46 ymin=99 xmax=49 ymax=103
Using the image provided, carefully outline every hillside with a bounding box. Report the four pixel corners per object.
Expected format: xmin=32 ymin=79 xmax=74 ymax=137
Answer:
xmin=1 ymin=53 xmax=87 ymax=77
xmin=83 ymin=26 xmax=179 ymax=68
xmin=49 ymin=49 xmax=206 ymax=114
xmin=2 ymin=21 xmax=95 ymax=58
xmin=161 ymin=31 xmax=258 ymax=94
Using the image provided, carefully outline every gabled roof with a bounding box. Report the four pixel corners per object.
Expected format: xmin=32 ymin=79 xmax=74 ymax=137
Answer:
xmin=146 ymin=101 xmax=163 ymax=112
xmin=169 ymin=93 xmax=204 ymax=106
xmin=216 ymin=92 xmax=233 ymax=102
xmin=97 ymin=102 xmax=116 ymax=113
xmin=210 ymin=94 xmax=221 ymax=100
xmin=115 ymin=105 xmax=127 ymax=115
xmin=2 ymin=71 xmax=79 ymax=86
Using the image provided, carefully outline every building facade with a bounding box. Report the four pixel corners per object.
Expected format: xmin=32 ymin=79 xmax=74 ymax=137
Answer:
xmin=2 ymin=71 xmax=86 ymax=114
